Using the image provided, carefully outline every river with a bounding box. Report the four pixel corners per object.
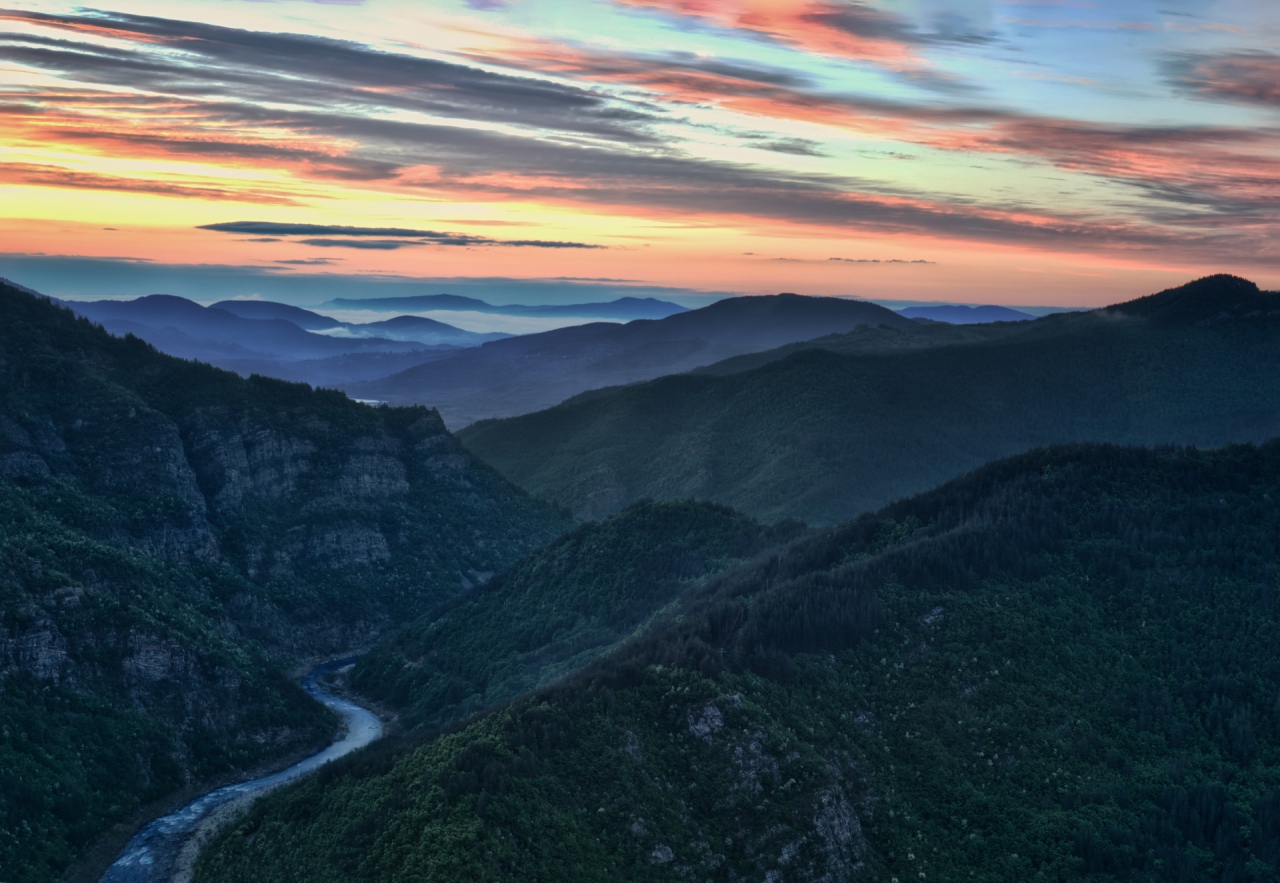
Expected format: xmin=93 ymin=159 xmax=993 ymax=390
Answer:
xmin=98 ymin=658 xmax=383 ymax=883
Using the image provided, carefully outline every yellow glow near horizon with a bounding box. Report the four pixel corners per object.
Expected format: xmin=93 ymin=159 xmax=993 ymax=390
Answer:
xmin=3 ymin=0 xmax=1279 ymax=304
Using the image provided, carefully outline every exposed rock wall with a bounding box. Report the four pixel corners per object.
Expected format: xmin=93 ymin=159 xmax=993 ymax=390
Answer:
xmin=0 ymin=612 xmax=68 ymax=683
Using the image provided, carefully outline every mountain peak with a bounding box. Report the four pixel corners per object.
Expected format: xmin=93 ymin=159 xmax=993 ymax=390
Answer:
xmin=694 ymin=292 xmax=913 ymax=327
xmin=1110 ymin=274 xmax=1278 ymax=327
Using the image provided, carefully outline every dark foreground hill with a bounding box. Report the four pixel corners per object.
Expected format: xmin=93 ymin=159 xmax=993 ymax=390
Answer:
xmin=461 ymin=275 xmax=1280 ymax=523
xmin=196 ymin=441 xmax=1280 ymax=883
xmin=0 ymin=281 xmax=569 ymax=881
xmin=352 ymin=293 xmax=916 ymax=427
xmin=351 ymin=500 xmax=804 ymax=730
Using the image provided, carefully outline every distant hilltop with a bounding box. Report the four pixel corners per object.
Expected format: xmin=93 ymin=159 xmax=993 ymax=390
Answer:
xmin=321 ymin=294 xmax=689 ymax=320
xmin=895 ymin=304 xmax=1035 ymax=324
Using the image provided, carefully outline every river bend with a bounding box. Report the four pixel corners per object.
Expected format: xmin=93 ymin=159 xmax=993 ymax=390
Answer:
xmin=99 ymin=659 xmax=382 ymax=883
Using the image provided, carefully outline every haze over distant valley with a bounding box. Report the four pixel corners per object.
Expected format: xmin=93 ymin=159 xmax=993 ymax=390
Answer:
xmin=44 ymin=285 xmax=1056 ymax=427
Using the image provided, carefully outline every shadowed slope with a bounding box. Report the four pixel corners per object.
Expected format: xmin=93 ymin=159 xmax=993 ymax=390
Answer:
xmin=352 ymin=500 xmax=804 ymax=730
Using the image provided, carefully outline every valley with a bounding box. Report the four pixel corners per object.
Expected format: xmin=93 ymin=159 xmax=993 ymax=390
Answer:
xmin=0 ymin=280 xmax=567 ymax=881
xmin=4 ymin=274 xmax=1280 ymax=883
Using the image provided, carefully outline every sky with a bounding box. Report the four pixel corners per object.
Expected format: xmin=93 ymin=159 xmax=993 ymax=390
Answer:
xmin=3 ymin=0 xmax=1279 ymax=308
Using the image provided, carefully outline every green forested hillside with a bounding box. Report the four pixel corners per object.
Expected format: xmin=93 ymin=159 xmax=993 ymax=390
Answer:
xmin=351 ymin=500 xmax=804 ymax=729
xmin=460 ymin=274 xmax=1280 ymax=523
xmin=0 ymin=480 xmax=336 ymax=880
xmin=197 ymin=441 xmax=1280 ymax=883
xmin=0 ymin=280 xmax=570 ymax=881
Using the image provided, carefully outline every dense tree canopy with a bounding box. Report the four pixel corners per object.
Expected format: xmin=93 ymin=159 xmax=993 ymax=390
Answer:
xmin=199 ymin=441 xmax=1280 ymax=882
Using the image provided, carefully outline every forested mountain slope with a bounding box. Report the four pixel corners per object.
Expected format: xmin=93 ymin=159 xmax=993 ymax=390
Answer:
xmin=196 ymin=441 xmax=1280 ymax=883
xmin=353 ymin=293 xmax=916 ymax=427
xmin=352 ymin=500 xmax=804 ymax=730
xmin=0 ymin=281 xmax=569 ymax=881
xmin=461 ymin=275 xmax=1280 ymax=523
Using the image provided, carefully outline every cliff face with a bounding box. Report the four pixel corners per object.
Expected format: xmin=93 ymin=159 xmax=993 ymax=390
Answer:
xmin=2 ymin=282 xmax=568 ymax=648
xmin=0 ymin=281 xmax=571 ymax=882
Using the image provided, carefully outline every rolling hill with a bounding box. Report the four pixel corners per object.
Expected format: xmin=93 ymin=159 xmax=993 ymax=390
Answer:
xmin=209 ymin=299 xmax=348 ymax=331
xmin=460 ymin=274 xmax=1280 ymax=523
xmin=0 ymin=280 xmax=569 ymax=881
xmin=195 ymin=440 xmax=1280 ymax=883
xmin=353 ymin=293 xmax=917 ymax=426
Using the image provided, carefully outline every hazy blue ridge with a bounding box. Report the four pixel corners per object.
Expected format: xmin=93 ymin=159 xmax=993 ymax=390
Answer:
xmin=896 ymin=304 xmax=1034 ymax=323
xmin=460 ymin=274 xmax=1280 ymax=523
xmin=322 ymin=294 xmax=689 ymax=320
xmin=354 ymin=292 xmax=916 ymax=426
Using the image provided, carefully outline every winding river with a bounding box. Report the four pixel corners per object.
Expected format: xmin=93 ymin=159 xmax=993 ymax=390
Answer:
xmin=99 ymin=659 xmax=383 ymax=883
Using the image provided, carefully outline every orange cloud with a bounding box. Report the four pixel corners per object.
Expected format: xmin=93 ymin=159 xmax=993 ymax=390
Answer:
xmin=469 ymin=38 xmax=1280 ymax=229
xmin=1172 ymin=52 xmax=1280 ymax=108
xmin=0 ymin=89 xmax=387 ymax=185
xmin=618 ymin=0 xmax=927 ymax=65
xmin=463 ymin=39 xmax=983 ymax=140
xmin=0 ymin=161 xmax=300 ymax=204
xmin=5 ymin=5 xmax=1280 ymax=275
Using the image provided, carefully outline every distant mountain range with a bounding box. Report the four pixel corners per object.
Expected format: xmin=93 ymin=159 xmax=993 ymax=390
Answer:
xmin=322 ymin=294 xmax=689 ymax=319
xmin=896 ymin=303 xmax=1034 ymax=323
xmin=460 ymin=274 xmax=1280 ymax=523
xmin=56 ymin=293 xmax=1045 ymax=418
xmin=353 ymin=293 xmax=918 ymax=426
xmin=210 ymin=298 xmax=349 ymax=330
xmin=56 ymin=295 xmax=508 ymax=387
